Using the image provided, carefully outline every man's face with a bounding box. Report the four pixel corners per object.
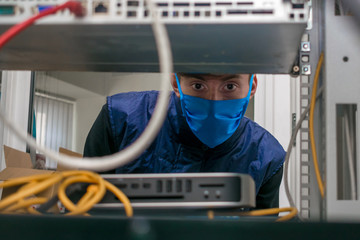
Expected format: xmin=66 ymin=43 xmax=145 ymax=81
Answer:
xmin=172 ymin=74 xmax=256 ymax=100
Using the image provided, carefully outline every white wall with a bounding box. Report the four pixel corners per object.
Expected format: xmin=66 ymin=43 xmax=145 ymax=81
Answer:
xmin=35 ymin=72 xmax=173 ymax=155
xmin=107 ymin=72 xmax=171 ymax=95
xmin=74 ymin=96 xmax=105 ymax=154
xmin=71 ymin=72 xmax=172 ymax=154
xmin=255 ymin=74 xmax=292 ymax=147
xmin=0 ymin=71 xmax=31 ymax=170
xmin=254 ymin=74 xmax=295 ymax=209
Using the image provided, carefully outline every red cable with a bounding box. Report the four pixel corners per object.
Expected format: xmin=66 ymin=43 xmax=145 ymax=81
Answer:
xmin=0 ymin=1 xmax=85 ymax=50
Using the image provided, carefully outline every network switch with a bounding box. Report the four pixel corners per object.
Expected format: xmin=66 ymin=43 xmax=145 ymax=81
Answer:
xmin=0 ymin=0 xmax=309 ymax=24
xmin=95 ymin=172 xmax=256 ymax=209
xmin=0 ymin=0 xmax=310 ymax=73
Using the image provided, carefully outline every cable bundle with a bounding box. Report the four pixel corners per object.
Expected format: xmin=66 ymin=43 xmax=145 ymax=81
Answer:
xmin=0 ymin=170 xmax=133 ymax=216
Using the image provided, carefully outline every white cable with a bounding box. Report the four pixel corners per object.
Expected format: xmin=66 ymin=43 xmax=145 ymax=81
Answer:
xmin=284 ymin=105 xmax=308 ymax=208
xmin=344 ymin=113 xmax=357 ymax=200
xmin=0 ymin=0 xmax=173 ymax=172
xmin=283 ymin=86 xmax=324 ymax=221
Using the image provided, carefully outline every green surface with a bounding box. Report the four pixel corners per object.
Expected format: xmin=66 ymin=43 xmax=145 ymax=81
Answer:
xmin=0 ymin=214 xmax=359 ymax=240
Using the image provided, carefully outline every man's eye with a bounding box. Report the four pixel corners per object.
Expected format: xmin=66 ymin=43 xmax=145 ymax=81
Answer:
xmin=225 ymin=84 xmax=236 ymax=91
xmin=193 ymin=83 xmax=203 ymax=90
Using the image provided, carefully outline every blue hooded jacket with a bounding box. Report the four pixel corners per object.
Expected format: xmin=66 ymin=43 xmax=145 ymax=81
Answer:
xmin=99 ymin=91 xmax=285 ymax=195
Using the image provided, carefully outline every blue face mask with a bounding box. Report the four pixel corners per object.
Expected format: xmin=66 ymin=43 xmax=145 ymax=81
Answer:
xmin=175 ymin=74 xmax=254 ymax=148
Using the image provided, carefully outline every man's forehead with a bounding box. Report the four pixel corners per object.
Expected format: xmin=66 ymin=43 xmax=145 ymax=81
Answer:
xmin=179 ymin=73 xmax=249 ymax=81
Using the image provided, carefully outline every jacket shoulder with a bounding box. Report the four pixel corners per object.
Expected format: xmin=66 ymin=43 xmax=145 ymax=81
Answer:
xmin=108 ymin=91 xmax=159 ymax=109
xmin=242 ymin=117 xmax=286 ymax=182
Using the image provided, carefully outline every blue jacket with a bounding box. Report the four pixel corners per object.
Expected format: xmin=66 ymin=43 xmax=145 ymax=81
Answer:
xmin=84 ymin=91 xmax=285 ymax=208
xmin=111 ymin=91 xmax=284 ymax=191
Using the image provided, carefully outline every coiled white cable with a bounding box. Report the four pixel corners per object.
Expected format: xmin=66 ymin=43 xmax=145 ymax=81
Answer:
xmin=0 ymin=0 xmax=173 ymax=172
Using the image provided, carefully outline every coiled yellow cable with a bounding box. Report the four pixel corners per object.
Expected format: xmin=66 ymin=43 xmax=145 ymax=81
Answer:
xmin=0 ymin=170 xmax=133 ymax=217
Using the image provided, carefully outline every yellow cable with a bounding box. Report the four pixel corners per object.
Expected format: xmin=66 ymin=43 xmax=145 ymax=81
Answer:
xmin=0 ymin=173 xmax=63 ymax=210
xmin=245 ymin=207 xmax=298 ymax=222
xmin=61 ymin=170 xmax=101 ymax=178
xmin=58 ymin=174 xmax=106 ymax=216
xmin=27 ymin=206 xmax=41 ymax=215
xmin=104 ymin=180 xmax=133 ymax=217
xmin=76 ymin=185 xmax=98 ymax=207
xmin=5 ymin=197 xmax=48 ymax=212
xmin=309 ymin=52 xmax=325 ymax=198
xmin=277 ymin=208 xmax=298 ymax=222
xmin=17 ymin=180 xmax=38 ymax=192
xmin=207 ymin=210 xmax=214 ymax=220
xmin=57 ymin=177 xmax=88 ymax=213
xmin=207 ymin=207 xmax=298 ymax=222
xmin=0 ymin=173 xmax=54 ymax=189
xmin=60 ymin=171 xmax=107 ymax=214
xmin=57 ymin=175 xmax=98 ymax=212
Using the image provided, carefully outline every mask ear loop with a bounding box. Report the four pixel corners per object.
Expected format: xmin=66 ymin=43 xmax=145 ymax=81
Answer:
xmin=175 ymin=73 xmax=187 ymax=117
xmin=175 ymin=73 xmax=184 ymax=99
xmin=237 ymin=74 xmax=254 ymax=120
xmin=246 ymin=74 xmax=255 ymax=99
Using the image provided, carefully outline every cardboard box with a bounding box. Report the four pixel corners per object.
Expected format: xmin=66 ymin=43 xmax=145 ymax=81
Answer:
xmin=58 ymin=147 xmax=82 ymax=171
xmin=0 ymin=145 xmax=56 ymax=200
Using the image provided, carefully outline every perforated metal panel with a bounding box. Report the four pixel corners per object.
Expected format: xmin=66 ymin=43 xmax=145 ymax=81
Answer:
xmin=0 ymin=0 xmax=309 ymax=23
xmin=298 ymin=0 xmax=324 ymax=221
xmin=0 ymin=0 xmax=309 ymax=73
xmin=325 ymin=0 xmax=360 ymax=221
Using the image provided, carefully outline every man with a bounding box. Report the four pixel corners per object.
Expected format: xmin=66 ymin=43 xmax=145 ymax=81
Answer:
xmin=84 ymin=73 xmax=285 ymax=209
